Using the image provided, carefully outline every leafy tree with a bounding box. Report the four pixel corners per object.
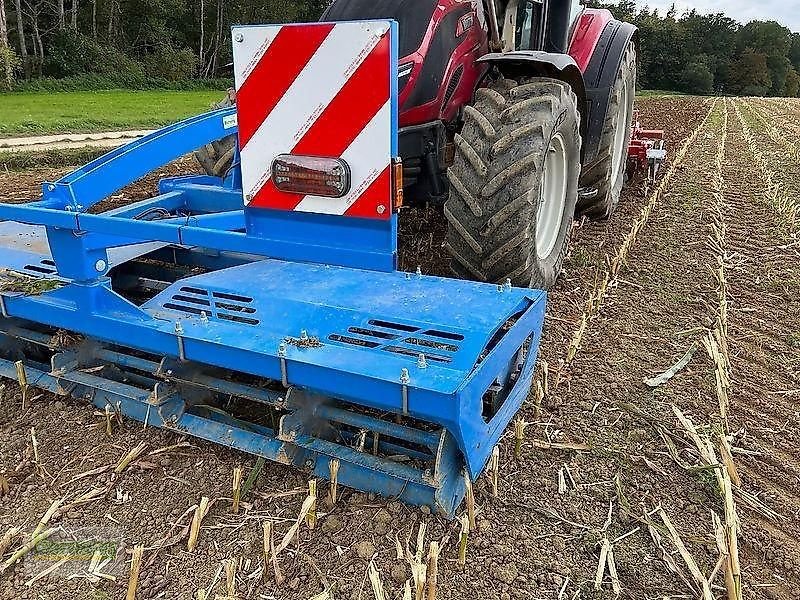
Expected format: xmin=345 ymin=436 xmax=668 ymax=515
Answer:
xmin=679 ymin=55 xmax=714 ymax=95
xmin=790 ymin=34 xmax=800 ymax=71
xmin=728 ymin=49 xmax=772 ymax=96
xmin=785 ymin=67 xmax=800 ymax=97
xmin=679 ymin=11 xmax=738 ymax=91
xmin=737 ymin=20 xmax=793 ymax=95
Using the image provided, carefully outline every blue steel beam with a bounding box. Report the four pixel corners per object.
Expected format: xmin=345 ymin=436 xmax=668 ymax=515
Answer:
xmin=40 ymin=108 xmax=239 ymax=211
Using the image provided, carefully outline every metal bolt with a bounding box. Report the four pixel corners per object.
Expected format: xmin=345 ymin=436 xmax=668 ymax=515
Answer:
xmin=245 ymin=193 xmax=253 ymax=203
xmin=174 ymin=322 xmax=184 ymax=334
xmin=416 ymin=266 xmax=422 ymax=278
xmin=405 ymin=272 xmax=411 ymax=280
xmin=400 ymin=368 xmax=410 ymax=384
xmin=417 ymin=354 xmax=428 ymax=369
xmin=166 ymin=370 xmax=173 ymax=376
xmin=504 ymin=278 xmax=512 ymax=290
xmin=47 ymin=184 xmax=56 ymax=192
xmin=94 ymin=259 xmax=107 ymax=273
xmin=377 ymin=204 xmax=386 ymax=214
xmin=200 ymin=311 xmax=209 ymax=324
xmin=300 ymin=329 xmax=309 ymax=341
xmin=497 ymin=283 xmax=504 ymax=292
xmin=234 ymin=32 xmax=244 ymax=42
xmin=305 ymin=459 xmax=314 ymax=469
xmin=278 ymin=342 xmax=287 ymax=357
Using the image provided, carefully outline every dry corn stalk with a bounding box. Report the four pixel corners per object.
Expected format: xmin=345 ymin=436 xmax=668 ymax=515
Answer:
xmin=368 ymin=559 xmax=386 ymax=600
xmin=187 ymin=496 xmax=210 ymax=552
xmin=722 ymin=471 xmax=742 ymax=600
xmin=270 ymin=529 xmax=285 ymax=585
xmin=32 ymin=498 xmax=63 ymax=539
xmin=733 ymin=101 xmax=799 ymax=228
xmin=0 ymin=527 xmax=58 ymax=573
xmin=426 ymin=541 xmax=439 ymax=600
xmin=262 ymin=521 xmax=272 ymax=577
xmin=607 ymin=543 xmax=621 ymax=595
xmin=513 ymin=419 xmax=527 ymax=458
xmin=457 ymin=514 xmax=469 ymax=566
xmin=718 ymin=434 xmax=741 ymax=487
xmin=274 ymin=494 xmax=315 ymax=556
xmin=658 ymin=508 xmax=712 ymax=600
xmin=15 ymin=360 xmax=28 ymax=408
xmin=231 ymin=467 xmax=243 ymax=514
xmin=104 ymin=404 xmax=113 ymax=437
xmin=415 ymin=523 xmax=427 ymax=563
xmin=307 ymin=480 xmax=317 ymax=530
xmin=329 ymin=458 xmax=340 ymax=505
xmin=114 ymin=441 xmax=148 ymax=475
xmin=566 ymin=315 xmax=586 ymax=363
xmin=30 ymin=427 xmax=41 ymax=475
xmin=711 ymin=511 xmax=736 ymax=599
xmin=464 ymin=473 xmax=476 ymax=530
xmin=489 ymin=446 xmax=500 ymax=497
xmin=225 ymin=558 xmax=237 ymax=598
xmin=126 ymin=545 xmax=144 ymax=600
xmin=24 ymin=556 xmax=69 ymax=587
xmin=0 ymin=527 xmax=21 ymax=557
xmin=594 ymin=538 xmax=610 ymax=590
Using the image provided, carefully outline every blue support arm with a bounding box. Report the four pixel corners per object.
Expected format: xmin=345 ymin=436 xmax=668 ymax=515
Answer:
xmin=41 ymin=107 xmax=239 ymax=212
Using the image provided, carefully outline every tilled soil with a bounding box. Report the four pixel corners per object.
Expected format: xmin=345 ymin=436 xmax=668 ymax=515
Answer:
xmin=1 ymin=96 xmax=799 ymax=600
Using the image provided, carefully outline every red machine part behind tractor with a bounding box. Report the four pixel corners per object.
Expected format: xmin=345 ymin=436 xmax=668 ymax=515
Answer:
xmin=197 ymin=0 xmax=665 ymax=290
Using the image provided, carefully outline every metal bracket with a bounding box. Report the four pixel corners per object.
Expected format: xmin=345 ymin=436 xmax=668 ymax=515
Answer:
xmin=0 ymin=295 xmax=7 ymax=318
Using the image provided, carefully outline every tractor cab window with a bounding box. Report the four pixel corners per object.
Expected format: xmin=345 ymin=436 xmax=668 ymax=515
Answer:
xmin=515 ymin=0 xmax=544 ymax=51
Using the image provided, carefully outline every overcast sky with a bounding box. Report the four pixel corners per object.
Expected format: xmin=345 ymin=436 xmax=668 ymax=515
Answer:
xmin=626 ymin=1 xmax=799 ymax=32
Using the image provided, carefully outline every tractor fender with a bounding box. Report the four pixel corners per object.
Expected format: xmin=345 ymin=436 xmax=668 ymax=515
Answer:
xmin=580 ymin=20 xmax=639 ymax=164
xmin=476 ymin=51 xmax=588 ymax=155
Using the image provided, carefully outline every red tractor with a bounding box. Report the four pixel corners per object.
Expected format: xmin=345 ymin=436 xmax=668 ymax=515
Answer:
xmin=198 ymin=0 xmax=647 ymax=289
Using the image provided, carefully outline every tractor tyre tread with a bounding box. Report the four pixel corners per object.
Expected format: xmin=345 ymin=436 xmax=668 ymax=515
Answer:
xmin=195 ymin=91 xmax=237 ymax=178
xmin=577 ymin=41 xmax=637 ymax=220
xmin=444 ymin=77 xmax=582 ymax=289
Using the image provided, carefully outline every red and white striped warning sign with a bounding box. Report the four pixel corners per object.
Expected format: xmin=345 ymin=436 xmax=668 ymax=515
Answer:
xmin=232 ymin=21 xmax=393 ymax=219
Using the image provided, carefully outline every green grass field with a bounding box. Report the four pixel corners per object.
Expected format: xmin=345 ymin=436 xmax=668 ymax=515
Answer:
xmin=0 ymin=90 xmax=224 ymax=137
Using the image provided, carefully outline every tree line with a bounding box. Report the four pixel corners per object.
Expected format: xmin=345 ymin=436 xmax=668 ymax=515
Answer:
xmin=0 ymin=0 xmax=326 ymax=90
xmin=1 ymin=0 xmax=799 ymax=96
xmin=587 ymin=1 xmax=800 ymax=97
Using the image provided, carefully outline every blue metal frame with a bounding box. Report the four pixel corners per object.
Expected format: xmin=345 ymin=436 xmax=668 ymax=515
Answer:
xmin=0 ymin=19 xmax=547 ymax=516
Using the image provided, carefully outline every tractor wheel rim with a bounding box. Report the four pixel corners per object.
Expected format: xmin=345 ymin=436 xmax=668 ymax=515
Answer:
xmin=536 ymin=133 xmax=568 ymax=260
xmin=610 ymin=78 xmax=632 ymax=186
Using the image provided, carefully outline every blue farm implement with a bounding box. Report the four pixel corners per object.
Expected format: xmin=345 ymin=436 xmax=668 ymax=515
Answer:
xmin=0 ymin=21 xmax=546 ymax=516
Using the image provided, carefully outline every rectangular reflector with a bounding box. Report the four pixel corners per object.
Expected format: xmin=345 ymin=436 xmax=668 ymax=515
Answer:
xmin=271 ymin=154 xmax=351 ymax=198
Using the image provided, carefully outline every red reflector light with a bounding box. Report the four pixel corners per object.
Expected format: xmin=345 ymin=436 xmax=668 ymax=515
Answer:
xmin=271 ymin=155 xmax=351 ymax=198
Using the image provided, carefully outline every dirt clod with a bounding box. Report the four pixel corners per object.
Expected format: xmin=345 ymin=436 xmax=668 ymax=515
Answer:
xmin=353 ymin=539 xmax=376 ymax=560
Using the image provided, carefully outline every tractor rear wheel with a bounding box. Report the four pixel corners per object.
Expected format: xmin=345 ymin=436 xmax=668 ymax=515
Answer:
xmin=195 ymin=90 xmax=237 ymax=178
xmin=577 ymin=42 xmax=637 ymax=219
xmin=444 ymin=77 xmax=582 ymax=290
